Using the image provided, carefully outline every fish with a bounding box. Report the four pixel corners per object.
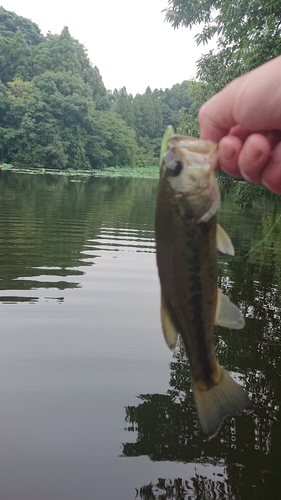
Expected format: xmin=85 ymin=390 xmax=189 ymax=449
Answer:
xmin=155 ymin=126 xmax=254 ymax=440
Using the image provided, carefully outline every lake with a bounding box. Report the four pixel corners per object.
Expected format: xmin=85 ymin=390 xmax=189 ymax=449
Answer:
xmin=0 ymin=171 xmax=281 ymax=499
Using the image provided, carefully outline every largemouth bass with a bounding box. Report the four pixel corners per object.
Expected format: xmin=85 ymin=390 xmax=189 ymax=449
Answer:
xmin=155 ymin=126 xmax=253 ymax=440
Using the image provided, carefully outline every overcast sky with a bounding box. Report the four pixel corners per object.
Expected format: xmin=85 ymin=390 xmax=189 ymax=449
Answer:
xmin=1 ymin=0 xmax=211 ymax=95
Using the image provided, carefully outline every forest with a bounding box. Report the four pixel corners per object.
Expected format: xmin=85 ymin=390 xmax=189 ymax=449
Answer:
xmin=0 ymin=2 xmax=280 ymax=171
xmin=0 ymin=7 xmax=192 ymax=170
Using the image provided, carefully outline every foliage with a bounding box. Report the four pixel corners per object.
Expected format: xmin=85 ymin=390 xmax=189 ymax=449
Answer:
xmin=153 ymin=80 xmax=192 ymax=130
xmin=3 ymin=2 xmax=280 ymax=172
xmin=0 ymin=7 xmax=138 ymax=169
xmin=0 ymin=6 xmax=196 ymax=170
xmin=165 ymin=0 xmax=281 ymax=73
xmin=0 ymin=6 xmax=42 ymax=45
xmin=165 ymin=0 xmax=281 ymax=139
xmin=111 ymin=87 xmax=135 ymax=127
xmin=216 ymin=174 xmax=281 ymax=209
xmin=0 ymin=7 xmax=199 ymax=170
xmin=111 ymin=81 xmax=193 ymax=163
xmin=177 ymin=80 xmax=211 ymax=136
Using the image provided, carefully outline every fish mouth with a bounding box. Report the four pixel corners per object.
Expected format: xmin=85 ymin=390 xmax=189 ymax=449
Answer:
xmin=170 ymin=137 xmax=218 ymax=170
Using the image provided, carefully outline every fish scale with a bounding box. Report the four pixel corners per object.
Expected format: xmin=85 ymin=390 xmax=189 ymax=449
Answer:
xmin=155 ymin=127 xmax=254 ymax=439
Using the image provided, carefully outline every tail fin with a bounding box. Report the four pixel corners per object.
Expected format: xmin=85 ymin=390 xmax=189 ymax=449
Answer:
xmin=192 ymin=367 xmax=254 ymax=440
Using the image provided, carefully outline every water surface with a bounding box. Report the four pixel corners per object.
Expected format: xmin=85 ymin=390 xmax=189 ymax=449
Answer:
xmin=0 ymin=171 xmax=281 ymax=499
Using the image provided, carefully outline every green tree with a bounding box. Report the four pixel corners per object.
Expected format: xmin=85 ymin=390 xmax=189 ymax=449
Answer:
xmin=165 ymin=1 xmax=281 ymax=88
xmin=0 ymin=6 xmax=42 ymax=45
xmin=31 ymin=28 xmax=84 ymax=76
xmin=3 ymin=78 xmax=68 ymax=168
xmin=0 ymin=31 xmax=32 ymax=84
xmin=0 ymin=7 xmax=43 ymax=84
xmin=153 ymin=80 xmax=192 ymax=130
xmin=0 ymin=5 xmax=199 ymax=170
xmin=176 ymin=81 xmax=207 ymax=136
xmin=112 ymin=87 xmax=135 ymax=128
xmin=89 ymin=111 xmax=138 ymax=168
xmin=132 ymin=88 xmax=163 ymax=139
xmin=86 ymin=66 xmax=110 ymax=110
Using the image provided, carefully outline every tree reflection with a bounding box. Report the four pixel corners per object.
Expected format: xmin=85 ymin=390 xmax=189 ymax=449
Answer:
xmin=0 ymin=171 xmax=158 ymax=295
xmin=123 ymin=339 xmax=257 ymax=461
xmin=123 ymin=195 xmax=281 ymax=497
xmin=124 ymin=330 xmax=281 ymax=496
xmin=135 ymin=474 xmax=240 ymax=499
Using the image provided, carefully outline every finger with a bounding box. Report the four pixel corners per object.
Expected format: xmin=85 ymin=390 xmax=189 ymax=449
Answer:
xmin=218 ymin=135 xmax=243 ymax=177
xmin=199 ymin=57 xmax=281 ymax=142
xmin=261 ymin=141 xmax=281 ymax=194
xmin=199 ymin=90 xmax=237 ymax=142
xmin=229 ymin=127 xmax=281 ymax=148
xmin=238 ymin=134 xmax=272 ymax=183
xmin=228 ymin=125 xmax=252 ymax=142
xmin=265 ymin=130 xmax=281 ymax=149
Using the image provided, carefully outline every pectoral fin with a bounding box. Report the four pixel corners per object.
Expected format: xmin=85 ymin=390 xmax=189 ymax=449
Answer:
xmin=161 ymin=295 xmax=178 ymax=350
xmin=216 ymin=224 xmax=235 ymax=256
xmin=215 ymin=289 xmax=245 ymax=329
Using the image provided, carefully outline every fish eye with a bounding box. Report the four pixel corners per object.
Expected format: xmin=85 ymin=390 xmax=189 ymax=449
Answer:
xmin=167 ymin=160 xmax=183 ymax=176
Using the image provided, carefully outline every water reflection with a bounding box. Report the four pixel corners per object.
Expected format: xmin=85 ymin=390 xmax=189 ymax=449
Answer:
xmin=0 ymin=171 xmax=157 ymax=302
xmin=1 ymin=171 xmax=281 ymax=499
xmin=122 ymin=192 xmax=281 ymax=498
xmin=135 ymin=469 xmax=240 ymax=499
xmin=0 ymin=295 xmax=39 ymax=304
xmin=123 ymin=338 xmax=281 ymax=497
xmin=87 ymin=226 xmax=155 ymax=253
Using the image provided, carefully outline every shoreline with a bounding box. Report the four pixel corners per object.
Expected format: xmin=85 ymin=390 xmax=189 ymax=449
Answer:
xmin=0 ymin=164 xmax=159 ymax=179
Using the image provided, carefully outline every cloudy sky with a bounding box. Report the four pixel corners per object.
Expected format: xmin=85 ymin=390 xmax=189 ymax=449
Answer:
xmin=1 ymin=0 xmax=212 ymax=95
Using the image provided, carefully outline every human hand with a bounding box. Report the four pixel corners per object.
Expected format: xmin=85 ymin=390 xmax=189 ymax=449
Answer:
xmin=198 ymin=56 xmax=281 ymax=193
